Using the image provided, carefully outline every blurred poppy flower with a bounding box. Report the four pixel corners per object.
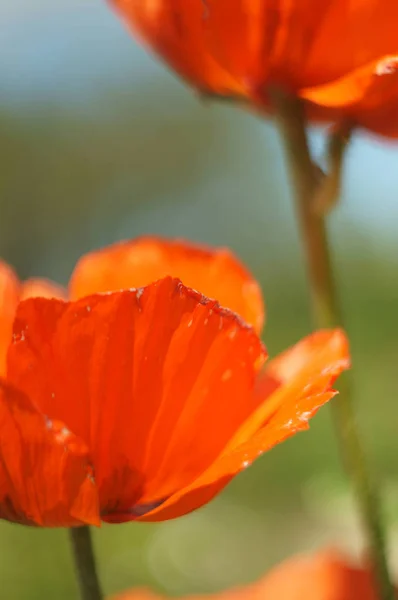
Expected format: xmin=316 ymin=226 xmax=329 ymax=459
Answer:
xmin=0 ymin=237 xmax=349 ymax=526
xmin=0 ymin=260 xmax=65 ymax=376
xmin=109 ymin=549 xmax=391 ymax=599
xmin=110 ymin=1 xmax=398 ymax=137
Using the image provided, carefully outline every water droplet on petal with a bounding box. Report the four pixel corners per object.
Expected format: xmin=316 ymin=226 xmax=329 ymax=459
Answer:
xmin=375 ymin=55 xmax=398 ymax=76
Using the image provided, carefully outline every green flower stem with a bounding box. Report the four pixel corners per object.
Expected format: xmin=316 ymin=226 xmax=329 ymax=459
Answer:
xmin=69 ymin=526 xmax=103 ymax=600
xmin=271 ymin=90 xmax=394 ymax=600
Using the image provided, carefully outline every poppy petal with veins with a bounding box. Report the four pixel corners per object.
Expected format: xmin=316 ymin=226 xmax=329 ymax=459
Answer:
xmin=0 ymin=260 xmax=65 ymax=376
xmin=130 ymin=329 xmax=349 ymax=521
xmin=69 ymin=236 xmax=264 ymax=333
xmin=6 ymin=277 xmax=266 ymax=523
xmin=0 ymin=381 xmax=98 ymax=527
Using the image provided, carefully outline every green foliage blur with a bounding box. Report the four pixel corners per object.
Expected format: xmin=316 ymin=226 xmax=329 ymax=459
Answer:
xmin=1 ymin=3 xmax=398 ymax=598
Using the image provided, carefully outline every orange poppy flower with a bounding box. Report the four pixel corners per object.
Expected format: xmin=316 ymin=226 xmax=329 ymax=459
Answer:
xmin=0 ymin=237 xmax=349 ymax=526
xmin=110 ymin=0 xmax=398 ymax=138
xmin=0 ymin=260 xmax=65 ymax=376
xmin=109 ymin=549 xmax=392 ymax=600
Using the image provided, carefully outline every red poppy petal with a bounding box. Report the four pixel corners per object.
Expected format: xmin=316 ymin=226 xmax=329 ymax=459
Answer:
xmin=20 ymin=278 xmax=67 ymax=302
xmin=0 ymin=266 xmax=66 ymax=377
xmin=261 ymin=329 xmax=350 ymax=385
xmin=0 ymin=261 xmax=20 ymax=376
xmin=112 ymin=301 xmax=265 ymax=516
xmin=138 ymin=330 xmax=349 ymax=521
xmin=69 ymin=237 xmax=264 ymax=333
xmin=110 ymin=0 xmax=242 ymax=95
xmin=224 ymin=329 xmax=350 ymax=450
xmin=249 ymin=549 xmax=382 ymax=600
xmin=301 ymin=55 xmax=398 ymax=115
xmin=7 ymin=277 xmax=266 ymax=522
xmin=129 ymin=476 xmax=231 ymax=523
xmin=196 ymin=0 xmax=270 ymax=93
xmin=0 ymin=380 xmax=99 ymax=527
xmin=263 ymin=0 xmax=398 ymax=92
xmin=134 ymin=383 xmax=328 ymax=522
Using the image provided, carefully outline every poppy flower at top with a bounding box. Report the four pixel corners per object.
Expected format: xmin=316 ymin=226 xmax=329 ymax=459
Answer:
xmin=0 ymin=237 xmax=349 ymax=527
xmin=109 ymin=0 xmax=398 ymax=138
xmin=109 ymin=549 xmax=395 ymax=600
xmin=0 ymin=260 xmax=65 ymax=376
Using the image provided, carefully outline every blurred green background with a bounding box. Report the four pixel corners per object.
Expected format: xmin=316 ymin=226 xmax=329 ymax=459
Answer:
xmin=1 ymin=1 xmax=398 ymax=598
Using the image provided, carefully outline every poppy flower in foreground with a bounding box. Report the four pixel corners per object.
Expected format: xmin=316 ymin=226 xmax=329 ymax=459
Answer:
xmin=0 ymin=260 xmax=65 ymax=375
xmin=110 ymin=0 xmax=398 ymax=137
xmin=0 ymin=237 xmax=349 ymax=526
xmin=110 ymin=549 xmax=393 ymax=600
